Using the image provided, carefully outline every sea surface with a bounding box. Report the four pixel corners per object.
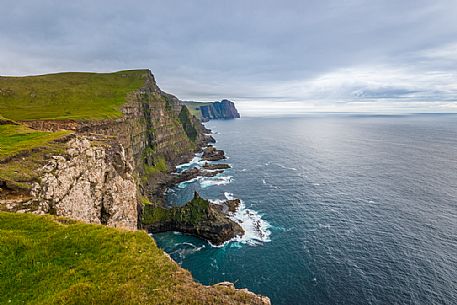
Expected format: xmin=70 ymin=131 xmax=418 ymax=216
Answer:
xmin=153 ymin=114 xmax=457 ymax=305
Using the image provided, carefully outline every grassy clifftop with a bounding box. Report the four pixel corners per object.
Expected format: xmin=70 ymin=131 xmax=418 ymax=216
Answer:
xmin=0 ymin=212 xmax=264 ymax=305
xmin=0 ymin=122 xmax=72 ymax=190
xmin=0 ymin=123 xmax=71 ymax=161
xmin=0 ymin=70 xmax=148 ymax=121
xmin=182 ymin=101 xmax=211 ymax=118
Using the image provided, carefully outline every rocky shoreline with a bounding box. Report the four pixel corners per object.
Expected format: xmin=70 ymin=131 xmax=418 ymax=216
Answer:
xmin=143 ymin=130 xmax=247 ymax=246
xmin=0 ymin=69 xmax=270 ymax=304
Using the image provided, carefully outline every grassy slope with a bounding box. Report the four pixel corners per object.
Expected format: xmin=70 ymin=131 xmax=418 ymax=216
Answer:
xmin=0 ymin=124 xmax=71 ymax=161
xmin=0 ymin=123 xmax=72 ymax=190
xmin=182 ymin=101 xmax=211 ymax=118
xmin=0 ymin=212 xmax=261 ymax=305
xmin=0 ymin=70 xmax=147 ymax=121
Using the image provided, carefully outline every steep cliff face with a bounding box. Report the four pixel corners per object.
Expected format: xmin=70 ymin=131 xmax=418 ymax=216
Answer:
xmin=29 ymin=137 xmax=138 ymax=230
xmin=0 ymin=70 xmax=205 ymax=229
xmin=0 ymin=70 xmax=236 ymax=232
xmin=0 ymin=70 xmax=270 ymax=304
xmin=199 ymin=99 xmax=240 ymax=120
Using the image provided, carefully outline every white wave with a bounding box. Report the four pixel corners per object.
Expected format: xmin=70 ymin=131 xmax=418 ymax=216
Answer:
xmin=208 ymin=240 xmax=231 ymax=248
xmin=209 ymin=198 xmax=225 ymax=205
xmin=275 ymin=163 xmax=298 ymax=171
xmin=207 ymin=193 xmax=272 ymax=247
xmin=198 ymin=175 xmax=233 ymax=188
xmin=171 ymin=242 xmax=206 ymax=258
xmin=175 ymin=155 xmax=205 ymax=171
xmin=224 ymin=192 xmax=235 ymax=200
xmin=262 ymin=179 xmax=267 ymax=184
xmin=230 ymin=201 xmax=271 ymax=246
xmin=240 ymin=168 xmax=247 ymax=172
xmin=204 ymin=168 xmax=225 ymax=173
xmin=177 ymin=177 xmax=198 ymax=188
xmin=181 ymin=242 xmax=206 ymax=252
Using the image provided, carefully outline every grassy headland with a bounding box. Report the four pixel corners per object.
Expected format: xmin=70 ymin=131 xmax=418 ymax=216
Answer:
xmin=0 ymin=123 xmax=71 ymax=161
xmin=0 ymin=70 xmax=147 ymax=121
xmin=182 ymin=101 xmax=211 ymax=118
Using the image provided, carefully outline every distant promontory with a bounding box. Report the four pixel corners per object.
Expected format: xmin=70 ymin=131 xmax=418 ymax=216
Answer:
xmin=184 ymin=99 xmax=240 ymax=121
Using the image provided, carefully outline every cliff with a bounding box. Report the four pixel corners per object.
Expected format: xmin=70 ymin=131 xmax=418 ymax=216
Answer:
xmin=184 ymin=99 xmax=241 ymax=121
xmin=0 ymin=70 xmax=216 ymax=229
xmin=0 ymin=70 xmax=269 ymax=304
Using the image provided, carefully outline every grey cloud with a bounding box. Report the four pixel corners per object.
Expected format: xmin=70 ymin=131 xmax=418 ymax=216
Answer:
xmin=1 ymin=0 xmax=457 ymax=113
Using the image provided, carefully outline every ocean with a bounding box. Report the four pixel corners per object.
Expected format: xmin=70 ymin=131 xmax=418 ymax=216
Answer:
xmin=153 ymin=114 xmax=457 ymax=305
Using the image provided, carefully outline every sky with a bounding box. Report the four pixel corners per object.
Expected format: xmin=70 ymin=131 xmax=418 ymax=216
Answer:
xmin=1 ymin=0 xmax=457 ymax=115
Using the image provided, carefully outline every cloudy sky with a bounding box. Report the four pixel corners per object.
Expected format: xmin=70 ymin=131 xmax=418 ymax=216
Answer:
xmin=1 ymin=0 xmax=457 ymax=115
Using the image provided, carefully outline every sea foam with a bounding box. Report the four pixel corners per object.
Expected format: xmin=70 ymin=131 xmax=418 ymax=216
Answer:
xmin=209 ymin=192 xmax=271 ymax=247
xmin=198 ymin=175 xmax=233 ymax=188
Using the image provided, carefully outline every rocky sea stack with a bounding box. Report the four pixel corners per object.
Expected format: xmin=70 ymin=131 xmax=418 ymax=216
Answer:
xmin=143 ymin=192 xmax=244 ymax=246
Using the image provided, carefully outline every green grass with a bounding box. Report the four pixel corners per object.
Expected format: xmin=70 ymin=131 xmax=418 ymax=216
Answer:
xmin=0 ymin=123 xmax=71 ymax=190
xmin=0 ymin=70 xmax=148 ymax=121
xmin=0 ymin=212 xmax=264 ymax=305
xmin=0 ymin=124 xmax=71 ymax=161
xmin=144 ymin=156 xmax=168 ymax=175
xmin=178 ymin=105 xmax=198 ymax=142
xmin=0 ymin=141 xmax=68 ymax=191
xmin=182 ymin=101 xmax=211 ymax=118
xmin=142 ymin=194 xmax=210 ymax=225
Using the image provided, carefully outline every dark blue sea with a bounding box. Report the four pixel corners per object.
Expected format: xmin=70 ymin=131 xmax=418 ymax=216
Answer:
xmin=154 ymin=114 xmax=457 ymax=305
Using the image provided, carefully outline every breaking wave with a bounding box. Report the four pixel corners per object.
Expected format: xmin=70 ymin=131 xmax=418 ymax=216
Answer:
xmin=208 ymin=192 xmax=271 ymax=247
xmin=198 ymin=175 xmax=233 ymax=188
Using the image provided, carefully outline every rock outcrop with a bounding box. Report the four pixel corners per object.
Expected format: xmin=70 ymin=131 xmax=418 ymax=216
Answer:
xmin=143 ymin=192 xmax=244 ymax=245
xmin=199 ymin=99 xmax=240 ymax=121
xmin=202 ymin=145 xmax=226 ymax=161
xmin=29 ymin=137 xmax=138 ymax=230
xmin=202 ymin=162 xmax=231 ymax=170
xmin=171 ymin=167 xmax=223 ymax=185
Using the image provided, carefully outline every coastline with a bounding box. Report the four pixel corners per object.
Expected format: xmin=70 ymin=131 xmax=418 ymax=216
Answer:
xmin=152 ymin=122 xmax=272 ymax=248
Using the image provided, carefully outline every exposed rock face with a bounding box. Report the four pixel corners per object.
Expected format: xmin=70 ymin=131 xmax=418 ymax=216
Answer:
xmin=3 ymin=70 xmax=206 ymax=227
xmin=30 ymin=136 xmax=138 ymax=230
xmin=213 ymin=282 xmax=271 ymax=305
xmin=202 ymin=145 xmax=226 ymax=161
xmin=199 ymin=99 xmax=240 ymax=121
xmin=225 ymin=199 xmax=241 ymax=213
xmin=143 ymin=192 xmax=244 ymax=245
xmin=172 ymin=167 xmax=223 ymax=185
xmin=202 ymin=162 xmax=231 ymax=170
xmin=213 ymin=198 xmax=241 ymax=214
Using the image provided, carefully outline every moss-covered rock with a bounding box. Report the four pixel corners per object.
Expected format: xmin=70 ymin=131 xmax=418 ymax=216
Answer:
xmin=142 ymin=192 xmax=244 ymax=245
xmin=178 ymin=105 xmax=198 ymax=142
